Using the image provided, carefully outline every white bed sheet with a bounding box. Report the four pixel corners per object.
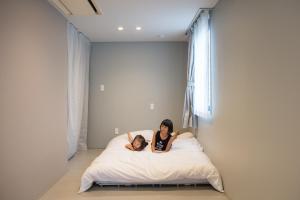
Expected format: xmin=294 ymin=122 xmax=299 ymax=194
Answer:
xmin=79 ymin=131 xmax=224 ymax=192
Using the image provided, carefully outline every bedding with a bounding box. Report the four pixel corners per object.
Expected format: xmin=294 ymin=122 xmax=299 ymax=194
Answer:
xmin=79 ymin=130 xmax=224 ymax=192
xmin=176 ymin=131 xmax=194 ymax=139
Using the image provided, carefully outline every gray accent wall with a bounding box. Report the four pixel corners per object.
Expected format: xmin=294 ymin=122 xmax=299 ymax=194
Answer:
xmin=198 ymin=0 xmax=300 ymax=200
xmin=88 ymin=42 xmax=187 ymax=148
xmin=0 ymin=1 xmax=68 ymax=200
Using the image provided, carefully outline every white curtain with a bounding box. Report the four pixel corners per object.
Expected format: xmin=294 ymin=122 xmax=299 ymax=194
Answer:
xmin=183 ymin=10 xmax=211 ymax=128
xmin=67 ymin=23 xmax=90 ymax=159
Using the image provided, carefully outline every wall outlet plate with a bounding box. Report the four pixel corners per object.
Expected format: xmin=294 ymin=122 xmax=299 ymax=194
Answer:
xmin=114 ymin=128 xmax=119 ymax=134
xmin=150 ymin=103 xmax=155 ymax=110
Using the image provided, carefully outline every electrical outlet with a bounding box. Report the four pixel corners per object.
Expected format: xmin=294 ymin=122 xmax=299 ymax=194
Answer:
xmin=150 ymin=103 xmax=155 ymax=110
xmin=114 ymin=128 xmax=119 ymax=135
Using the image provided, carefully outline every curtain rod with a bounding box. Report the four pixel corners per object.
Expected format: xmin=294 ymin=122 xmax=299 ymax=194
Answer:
xmin=185 ymin=8 xmax=212 ymax=35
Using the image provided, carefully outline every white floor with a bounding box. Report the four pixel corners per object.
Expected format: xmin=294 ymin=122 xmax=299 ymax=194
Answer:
xmin=40 ymin=149 xmax=229 ymax=200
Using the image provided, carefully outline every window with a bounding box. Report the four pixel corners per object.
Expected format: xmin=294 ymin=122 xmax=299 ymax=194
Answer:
xmin=192 ymin=10 xmax=212 ymax=119
xmin=183 ymin=10 xmax=212 ymax=128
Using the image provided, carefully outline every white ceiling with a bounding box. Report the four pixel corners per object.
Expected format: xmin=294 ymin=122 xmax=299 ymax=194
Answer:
xmin=64 ymin=0 xmax=219 ymax=42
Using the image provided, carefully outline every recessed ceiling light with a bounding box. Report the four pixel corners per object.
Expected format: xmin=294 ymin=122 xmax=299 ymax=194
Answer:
xmin=117 ymin=26 xmax=124 ymax=31
xmin=136 ymin=26 xmax=142 ymax=31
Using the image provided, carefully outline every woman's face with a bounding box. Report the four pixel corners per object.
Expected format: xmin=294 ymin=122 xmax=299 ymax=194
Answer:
xmin=132 ymin=139 xmax=142 ymax=150
xmin=160 ymin=125 xmax=169 ymax=135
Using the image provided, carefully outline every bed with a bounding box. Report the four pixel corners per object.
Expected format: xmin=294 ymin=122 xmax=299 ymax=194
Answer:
xmin=79 ymin=130 xmax=224 ymax=192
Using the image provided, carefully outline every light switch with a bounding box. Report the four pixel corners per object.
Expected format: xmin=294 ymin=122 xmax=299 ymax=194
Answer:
xmin=114 ymin=128 xmax=119 ymax=135
xmin=150 ymin=103 xmax=155 ymax=110
xmin=100 ymin=84 xmax=104 ymax=91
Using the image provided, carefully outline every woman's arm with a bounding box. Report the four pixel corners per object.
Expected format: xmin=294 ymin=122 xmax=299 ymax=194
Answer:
xmin=164 ymin=137 xmax=176 ymax=152
xmin=151 ymin=130 xmax=157 ymax=152
xmin=164 ymin=131 xmax=179 ymax=152
xmin=127 ymin=132 xmax=133 ymax=142
xmin=125 ymin=143 xmax=134 ymax=151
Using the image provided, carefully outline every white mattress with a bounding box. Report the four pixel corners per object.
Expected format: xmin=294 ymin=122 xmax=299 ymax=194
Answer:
xmin=79 ymin=131 xmax=224 ymax=192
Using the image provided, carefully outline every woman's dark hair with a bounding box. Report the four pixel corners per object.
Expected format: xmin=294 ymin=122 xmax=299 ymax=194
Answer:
xmin=160 ymin=119 xmax=173 ymax=134
xmin=131 ymin=135 xmax=148 ymax=151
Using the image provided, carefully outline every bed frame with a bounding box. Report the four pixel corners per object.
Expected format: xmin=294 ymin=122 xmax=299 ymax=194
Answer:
xmin=95 ymin=183 xmax=211 ymax=190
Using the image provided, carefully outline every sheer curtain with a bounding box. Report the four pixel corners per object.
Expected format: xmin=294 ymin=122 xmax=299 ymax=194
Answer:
xmin=183 ymin=10 xmax=211 ymax=128
xmin=67 ymin=23 xmax=91 ymax=159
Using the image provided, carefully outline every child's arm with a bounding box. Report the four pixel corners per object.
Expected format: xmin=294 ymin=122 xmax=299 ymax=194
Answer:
xmin=127 ymin=132 xmax=133 ymax=142
xmin=125 ymin=143 xmax=134 ymax=151
xmin=151 ymin=130 xmax=157 ymax=152
xmin=164 ymin=131 xmax=179 ymax=152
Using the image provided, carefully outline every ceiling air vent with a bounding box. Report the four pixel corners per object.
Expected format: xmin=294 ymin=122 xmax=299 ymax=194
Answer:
xmin=49 ymin=0 xmax=102 ymax=16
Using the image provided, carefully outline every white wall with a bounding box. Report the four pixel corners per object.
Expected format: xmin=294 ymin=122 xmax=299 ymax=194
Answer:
xmin=0 ymin=1 xmax=68 ymax=200
xmin=198 ymin=0 xmax=300 ymax=199
xmin=88 ymin=42 xmax=187 ymax=148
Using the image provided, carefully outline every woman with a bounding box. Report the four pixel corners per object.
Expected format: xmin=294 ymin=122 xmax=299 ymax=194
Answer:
xmin=125 ymin=132 xmax=148 ymax=151
xmin=151 ymin=119 xmax=179 ymax=153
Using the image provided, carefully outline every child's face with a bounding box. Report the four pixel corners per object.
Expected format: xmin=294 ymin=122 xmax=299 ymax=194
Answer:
xmin=132 ymin=139 xmax=142 ymax=150
xmin=160 ymin=125 xmax=169 ymax=135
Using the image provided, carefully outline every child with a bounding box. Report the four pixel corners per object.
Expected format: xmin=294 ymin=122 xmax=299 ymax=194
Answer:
xmin=125 ymin=132 xmax=148 ymax=151
xmin=151 ymin=119 xmax=179 ymax=153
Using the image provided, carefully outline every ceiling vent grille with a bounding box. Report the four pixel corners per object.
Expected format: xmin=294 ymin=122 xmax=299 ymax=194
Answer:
xmin=49 ymin=0 xmax=101 ymax=16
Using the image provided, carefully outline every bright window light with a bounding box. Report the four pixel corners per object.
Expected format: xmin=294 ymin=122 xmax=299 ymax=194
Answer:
xmin=193 ymin=11 xmax=212 ymax=119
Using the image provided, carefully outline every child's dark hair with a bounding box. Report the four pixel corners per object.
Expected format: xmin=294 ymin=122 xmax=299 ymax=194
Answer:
xmin=131 ymin=135 xmax=148 ymax=151
xmin=160 ymin=119 xmax=173 ymax=134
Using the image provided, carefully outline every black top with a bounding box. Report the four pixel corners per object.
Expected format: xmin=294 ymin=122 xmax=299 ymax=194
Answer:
xmin=155 ymin=131 xmax=171 ymax=151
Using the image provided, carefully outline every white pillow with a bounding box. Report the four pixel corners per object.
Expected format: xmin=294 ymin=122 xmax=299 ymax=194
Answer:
xmin=176 ymin=132 xmax=194 ymax=139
